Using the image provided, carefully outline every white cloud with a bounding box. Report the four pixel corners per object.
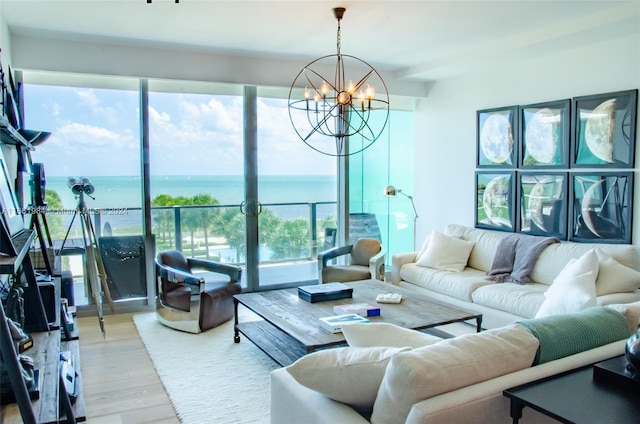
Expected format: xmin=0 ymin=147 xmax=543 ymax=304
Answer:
xmin=75 ymin=88 xmax=118 ymax=124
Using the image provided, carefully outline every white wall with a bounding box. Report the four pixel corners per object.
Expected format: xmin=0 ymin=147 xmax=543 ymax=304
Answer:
xmin=10 ymin=34 xmax=428 ymax=98
xmin=414 ymin=33 xmax=640 ymax=246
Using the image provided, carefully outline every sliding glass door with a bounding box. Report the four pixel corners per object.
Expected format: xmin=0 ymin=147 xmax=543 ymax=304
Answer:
xmin=253 ymin=89 xmax=337 ymax=289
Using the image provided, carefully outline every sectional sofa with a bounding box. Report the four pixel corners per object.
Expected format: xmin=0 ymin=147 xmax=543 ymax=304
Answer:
xmin=270 ymin=223 xmax=640 ymax=424
xmin=390 ymin=224 xmax=640 ymax=329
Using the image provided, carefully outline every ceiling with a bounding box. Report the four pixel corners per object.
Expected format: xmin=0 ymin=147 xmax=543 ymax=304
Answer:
xmin=1 ymin=0 xmax=639 ymax=83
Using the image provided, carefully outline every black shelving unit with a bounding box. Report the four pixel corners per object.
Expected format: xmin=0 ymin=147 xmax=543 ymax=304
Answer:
xmin=1 ymin=80 xmax=84 ymax=422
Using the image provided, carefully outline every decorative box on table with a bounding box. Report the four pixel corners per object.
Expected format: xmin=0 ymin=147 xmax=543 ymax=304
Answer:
xmin=298 ymin=283 xmax=353 ymax=303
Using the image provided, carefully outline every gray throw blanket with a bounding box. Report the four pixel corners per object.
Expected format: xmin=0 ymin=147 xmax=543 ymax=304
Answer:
xmin=487 ymin=234 xmax=559 ymax=284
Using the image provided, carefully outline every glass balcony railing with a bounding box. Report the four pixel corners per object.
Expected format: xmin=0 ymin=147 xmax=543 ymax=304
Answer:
xmin=49 ymin=201 xmax=337 ymax=305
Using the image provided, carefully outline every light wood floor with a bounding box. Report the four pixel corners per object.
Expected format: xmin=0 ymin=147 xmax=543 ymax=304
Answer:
xmin=77 ymin=313 xmax=180 ymax=424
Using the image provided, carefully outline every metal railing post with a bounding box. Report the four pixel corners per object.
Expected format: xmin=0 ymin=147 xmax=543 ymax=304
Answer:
xmin=309 ymin=202 xmax=318 ymax=259
xmin=173 ymin=206 xmax=182 ymax=252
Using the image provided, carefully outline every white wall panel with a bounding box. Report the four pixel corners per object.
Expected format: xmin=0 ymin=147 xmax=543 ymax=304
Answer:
xmin=414 ymin=33 xmax=640 ymax=246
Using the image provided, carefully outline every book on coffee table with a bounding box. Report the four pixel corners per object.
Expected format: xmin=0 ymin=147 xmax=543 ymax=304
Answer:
xmin=333 ymin=303 xmax=381 ymax=317
xmin=318 ymin=313 xmax=370 ymax=333
xmin=298 ymin=282 xmax=353 ymax=303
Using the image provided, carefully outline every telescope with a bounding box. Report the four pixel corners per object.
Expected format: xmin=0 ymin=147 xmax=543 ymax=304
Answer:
xmin=67 ymin=177 xmax=95 ymax=195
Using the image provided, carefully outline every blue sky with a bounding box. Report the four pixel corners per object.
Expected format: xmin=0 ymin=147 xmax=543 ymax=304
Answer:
xmin=23 ymin=84 xmax=336 ymax=177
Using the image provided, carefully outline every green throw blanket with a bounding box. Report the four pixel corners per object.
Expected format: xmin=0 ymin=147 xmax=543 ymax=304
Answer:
xmin=516 ymin=307 xmax=631 ymax=365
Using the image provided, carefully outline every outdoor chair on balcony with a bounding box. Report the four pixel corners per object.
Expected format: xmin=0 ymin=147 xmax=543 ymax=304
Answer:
xmin=317 ymin=238 xmax=385 ymax=284
xmin=155 ymin=250 xmax=242 ymax=333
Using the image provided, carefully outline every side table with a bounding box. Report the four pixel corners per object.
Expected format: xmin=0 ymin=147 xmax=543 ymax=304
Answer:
xmin=503 ymin=355 xmax=639 ymax=424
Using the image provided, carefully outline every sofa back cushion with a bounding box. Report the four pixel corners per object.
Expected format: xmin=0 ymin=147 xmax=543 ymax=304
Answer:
xmin=530 ymin=242 xmax=640 ymax=286
xmin=445 ymin=224 xmax=640 ymax=287
xmin=370 ymin=324 xmax=539 ymax=424
xmin=445 ymin=224 xmax=512 ymax=272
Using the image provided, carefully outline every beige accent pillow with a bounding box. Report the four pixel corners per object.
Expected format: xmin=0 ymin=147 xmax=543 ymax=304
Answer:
xmin=286 ymin=346 xmax=409 ymax=410
xmin=606 ymin=301 xmax=640 ymax=332
xmin=415 ymin=230 xmax=475 ymax=272
xmin=534 ymin=249 xmax=598 ymax=318
xmin=343 ymin=322 xmax=442 ymax=348
xmin=595 ymin=248 xmax=640 ymax=295
xmin=415 ymin=233 xmax=432 ymax=259
xmin=370 ymin=325 xmax=539 ymax=424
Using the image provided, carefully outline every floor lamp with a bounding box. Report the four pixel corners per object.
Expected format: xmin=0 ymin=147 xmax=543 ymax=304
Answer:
xmin=384 ymin=185 xmax=419 ymax=250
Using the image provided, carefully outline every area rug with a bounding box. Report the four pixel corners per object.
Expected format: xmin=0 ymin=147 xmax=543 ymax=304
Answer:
xmin=133 ymin=312 xmax=279 ymax=424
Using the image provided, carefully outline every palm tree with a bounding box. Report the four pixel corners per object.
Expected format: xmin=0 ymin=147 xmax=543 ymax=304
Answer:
xmin=151 ymin=194 xmax=177 ymax=247
xmin=213 ymin=207 xmax=245 ymax=263
xmin=188 ymin=193 xmax=219 ymax=258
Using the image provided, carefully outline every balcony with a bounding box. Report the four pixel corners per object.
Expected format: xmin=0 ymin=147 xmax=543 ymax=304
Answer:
xmin=50 ymin=201 xmax=338 ymax=306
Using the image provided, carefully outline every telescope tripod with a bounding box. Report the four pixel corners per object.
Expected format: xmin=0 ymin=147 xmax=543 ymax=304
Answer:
xmin=59 ymin=192 xmax=113 ymax=337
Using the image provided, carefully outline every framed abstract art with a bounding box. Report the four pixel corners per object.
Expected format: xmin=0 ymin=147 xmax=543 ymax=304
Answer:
xmin=516 ymin=172 xmax=568 ymax=239
xmin=519 ymin=99 xmax=570 ymax=168
xmin=475 ymin=171 xmax=515 ymax=232
xmin=571 ymin=89 xmax=637 ymax=168
xmin=569 ymin=172 xmax=633 ymax=244
xmin=476 ymin=106 xmax=518 ymax=168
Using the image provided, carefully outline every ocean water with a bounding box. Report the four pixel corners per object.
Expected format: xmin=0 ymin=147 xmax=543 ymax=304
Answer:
xmin=47 ymin=175 xmax=337 ymax=209
xmin=45 ymin=175 xmax=338 ymax=231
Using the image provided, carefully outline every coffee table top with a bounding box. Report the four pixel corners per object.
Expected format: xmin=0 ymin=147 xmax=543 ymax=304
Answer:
xmin=234 ymin=279 xmax=481 ymax=351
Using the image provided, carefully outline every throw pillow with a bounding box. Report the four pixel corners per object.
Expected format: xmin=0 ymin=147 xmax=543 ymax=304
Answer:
xmin=343 ymin=322 xmax=442 ymax=348
xmin=594 ymin=248 xmax=640 ymax=296
xmin=370 ymin=325 xmax=539 ymax=424
xmin=534 ymin=249 xmax=598 ymax=318
xmin=415 ymin=230 xmax=475 ymax=272
xmin=286 ymin=346 xmax=409 ymax=410
xmin=606 ymin=301 xmax=640 ymax=333
xmin=415 ymin=232 xmax=432 ymax=261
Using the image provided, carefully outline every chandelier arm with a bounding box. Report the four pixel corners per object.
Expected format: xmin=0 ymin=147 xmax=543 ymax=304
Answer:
xmin=304 ymin=67 xmax=339 ymax=95
xmin=351 ymin=69 xmax=375 ymax=95
xmin=302 ymin=103 xmax=342 ymax=141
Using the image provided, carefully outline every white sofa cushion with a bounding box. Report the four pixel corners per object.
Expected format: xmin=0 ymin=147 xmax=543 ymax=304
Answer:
xmin=471 ymin=282 xmax=547 ymax=318
xmin=416 ymin=230 xmax=475 ymax=272
xmin=530 ymin=241 xmax=640 ymax=286
xmin=607 ymin=301 xmax=640 ymax=332
xmin=286 ymin=346 xmax=409 ymax=411
xmin=595 ymin=248 xmax=640 ymax=295
xmin=343 ymin=322 xmax=442 ymax=348
xmin=535 ymin=250 xmax=598 ymax=318
xmin=400 ymin=263 xmax=494 ymax=302
xmin=370 ymin=324 xmax=539 ymax=424
xmin=445 ymin=223 xmax=511 ymax=272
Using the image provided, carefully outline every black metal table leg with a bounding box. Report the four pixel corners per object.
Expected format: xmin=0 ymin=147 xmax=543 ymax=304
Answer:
xmin=233 ymin=297 xmax=240 ymax=343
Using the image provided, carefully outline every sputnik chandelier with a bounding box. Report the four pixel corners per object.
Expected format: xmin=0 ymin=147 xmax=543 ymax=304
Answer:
xmin=288 ymin=7 xmax=390 ymax=156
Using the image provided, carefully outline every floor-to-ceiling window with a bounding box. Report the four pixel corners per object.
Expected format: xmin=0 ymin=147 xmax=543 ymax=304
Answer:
xmin=20 ymin=71 xmax=414 ymax=311
xmin=23 ymin=75 xmax=141 ymax=305
xmin=350 ymin=106 xmax=415 ymax=268
xmin=255 ymin=89 xmax=337 ymax=288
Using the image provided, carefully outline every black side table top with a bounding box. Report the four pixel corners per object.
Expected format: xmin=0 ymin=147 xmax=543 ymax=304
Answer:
xmin=503 ymin=355 xmax=639 ymax=424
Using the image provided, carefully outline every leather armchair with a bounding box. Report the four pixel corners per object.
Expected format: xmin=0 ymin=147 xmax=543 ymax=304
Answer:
xmin=317 ymin=238 xmax=385 ymax=284
xmin=156 ymin=250 xmax=242 ymax=333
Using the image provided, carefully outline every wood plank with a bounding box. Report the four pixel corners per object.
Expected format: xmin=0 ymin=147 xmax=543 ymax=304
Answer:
xmin=236 ymin=321 xmax=308 ymax=367
xmin=16 ymin=331 xmax=60 ymax=424
xmin=77 ymin=313 xmax=178 ymax=423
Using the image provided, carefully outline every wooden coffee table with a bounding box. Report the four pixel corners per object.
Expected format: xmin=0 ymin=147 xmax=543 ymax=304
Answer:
xmin=233 ymin=279 xmax=482 ymax=366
